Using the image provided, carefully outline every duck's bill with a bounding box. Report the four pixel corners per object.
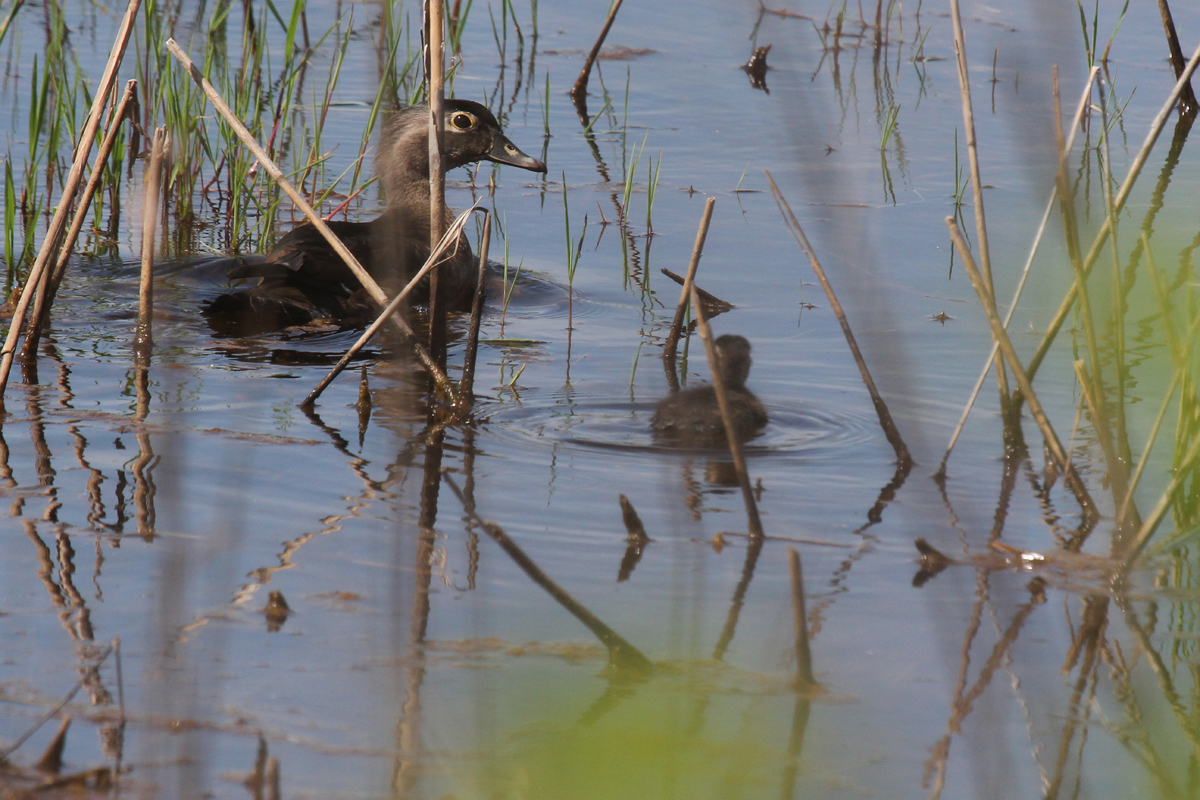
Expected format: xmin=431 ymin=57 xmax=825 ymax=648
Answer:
xmin=488 ymin=136 xmax=547 ymax=173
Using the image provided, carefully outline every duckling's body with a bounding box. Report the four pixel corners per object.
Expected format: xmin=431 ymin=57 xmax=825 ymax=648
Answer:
xmin=652 ymin=335 xmax=768 ymax=444
xmin=204 ymin=99 xmax=545 ymax=334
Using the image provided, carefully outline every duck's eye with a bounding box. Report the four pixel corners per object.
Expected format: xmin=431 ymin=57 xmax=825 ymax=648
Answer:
xmin=451 ymin=112 xmax=474 ymax=130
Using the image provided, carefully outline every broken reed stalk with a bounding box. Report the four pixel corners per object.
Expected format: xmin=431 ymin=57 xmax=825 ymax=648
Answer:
xmin=664 ymin=196 xmax=715 ymax=364
xmin=936 ymin=67 xmax=1099 ymax=479
xmin=570 ymin=0 xmax=625 ymax=105
xmin=300 ymin=202 xmax=480 ymax=409
xmin=1022 ymin=37 xmax=1200 ymax=389
xmin=1156 ymin=0 xmax=1198 ymax=111
xmin=788 ymin=548 xmax=815 ymax=689
xmin=426 ymin=0 xmax=448 ymax=366
xmin=23 ymin=81 xmax=140 ymax=360
xmin=443 ymin=473 xmax=653 ymax=674
xmin=944 ymin=216 xmax=1097 ymax=520
xmin=949 ymin=0 xmax=1009 ymax=404
xmin=691 ymin=285 xmax=764 ymax=541
xmin=164 ymin=38 xmax=458 ymax=403
xmin=766 ymin=170 xmax=912 ymax=467
xmin=0 ymin=0 xmax=141 ymax=405
xmin=135 ymin=127 xmax=168 ymax=365
xmin=457 ymin=210 xmax=492 ymax=409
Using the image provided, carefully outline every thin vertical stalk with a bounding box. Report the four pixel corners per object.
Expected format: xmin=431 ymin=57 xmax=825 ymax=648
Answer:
xmin=788 ymin=548 xmax=815 ymax=689
xmin=458 ymin=211 xmax=492 ymax=409
xmin=427 ymin=0 xmax=448 ymax=365
xmin=691 ymin=285 xmax=763 ymax=541
xmin=664 ymin=197 xmax=715 ymax=364
xmin=949 ymin=0 xmax=1009 ymax=404
xmin=25 ymin=81 xmax=140 ymax=359
xmin=135 ymin=127 xmax=168 ymax=366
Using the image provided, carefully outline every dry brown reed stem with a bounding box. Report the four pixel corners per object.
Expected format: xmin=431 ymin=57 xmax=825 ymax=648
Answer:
xmin=1023 ymin=37 xmax=1200 ymax=388
xmin=457 ymin=211 xmax=491 ymax=409
xmin=935 ymin=67 xmax=1099 ymax=479
xmin=766 ymin=171 xmax=912 ymax=467
xmin=0 ymin=643 xmax=113 ymax=760
xmin=664 ymin=197 xmax=715 ymax=364
xmin=164 ymin=39 xmax=457 ymax=402
xmin=442 ymin=473 xmax=653 ymax=674
xmin=1157 ymin=0 xmax=1198 ymax=111
xmin=949 ymin=0 xmax=1008 ymax=404
xmin=426 ymin=0 xmax=447 ymax=364
xmin=691 ymin=285 xmax=764 ymax=541
xmin=135 ymin=127 xmax=168 ymax=364
xmin=788 ymin=548 xmax=815 ymax=689
xmin=0 ymin=0 xmax=141 ymax=405
xmin=944 ymin=216 xmax=1096 ymax=520
xmin=300 ymin=202 xmax=480 ymax=409
xmin=571 ymin=0 xmax=625 ymax=104
xmin=23 ymin=81 xmax=140 ymax=360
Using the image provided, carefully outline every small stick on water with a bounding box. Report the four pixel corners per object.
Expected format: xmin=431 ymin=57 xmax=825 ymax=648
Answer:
xmin=788 ymin=548 xmax=815 ymax=689
xmin=570 ymin=0 xmax=625 ymax=107
xmin=617 ymin=493 xmax=650 ymax=582
xmin=0 ymin=0 xmax=141 ymax=404
xmin=692 ymin=285 xmax=763 ymax=540
xmin=664 ymin=197 xmax=715 ymax=365
xmin=165 ymin=38 xmax=457 ymax=403
xmin=944 ymin=216 xmax=1096 ymax=520
xmin=0 ymin=643 xmax=113 ymax=760
xmin=457 ymin=211 xmax=492 ymax=411
xmin=135 ymin=126 xmax=167 ymax=366
xmin=300 ymin=203 xmax=480 ymax=409
xmin=766 ymin=171 xmax=912 ymax=467
xmin=24 ymin=80 xmax=141 ymax=359
xmin=935 ymin=67 xmax=1099 ymax=480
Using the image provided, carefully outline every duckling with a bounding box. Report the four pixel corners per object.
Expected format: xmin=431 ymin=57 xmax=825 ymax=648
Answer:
xmin=652 ymin=334 xmax=768 ymax=444
xmin=204 ymin=99 xmax=546 ymax=334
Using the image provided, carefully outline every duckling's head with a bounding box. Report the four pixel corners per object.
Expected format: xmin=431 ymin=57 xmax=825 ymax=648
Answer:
xmin=376 ymin=99 xmax=546 ymax=202
xmin=713 ymin=334 xmax=753 ymax=389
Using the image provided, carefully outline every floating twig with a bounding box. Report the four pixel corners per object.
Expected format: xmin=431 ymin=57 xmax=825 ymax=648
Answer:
xmin=660 ymin=267 xmax=732 ymax=315
xmin=944 ymin=216 xmax=1096 ymax=521
xmin=617 ymin=493 xmax=650 ymax=582
xmin=164 ymin=38 xmax=457 ymax=403
xmin=664 ymin=197 xmax=715 ymax=364
xmin=0 ymin=0 xmax=141 ymax=407
xmin=766 ymin=171 xmax=912 ymax=467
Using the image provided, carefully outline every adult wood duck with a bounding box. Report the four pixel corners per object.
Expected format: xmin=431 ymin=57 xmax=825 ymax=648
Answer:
xmin=652 ymin=334 xmax=768 ymax=444
xmin=204 ymin=99 xmax=546 ymax=334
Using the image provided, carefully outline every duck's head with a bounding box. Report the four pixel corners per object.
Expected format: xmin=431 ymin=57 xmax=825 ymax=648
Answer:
xmin=377 ymin=99 xmax=546 ymax=202
xmin=713 ymin=334 xmax=753 ymax=389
